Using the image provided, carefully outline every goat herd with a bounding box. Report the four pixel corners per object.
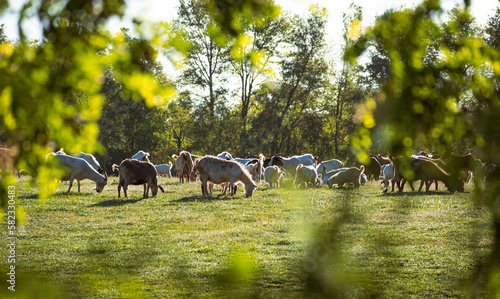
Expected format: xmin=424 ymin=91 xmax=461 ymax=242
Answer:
xmin=39 ymin=148 xmax=496 ymax=199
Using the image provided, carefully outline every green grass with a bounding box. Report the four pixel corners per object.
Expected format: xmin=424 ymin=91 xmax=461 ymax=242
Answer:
xmin=0 ymin=176 xmax=494 ymax=298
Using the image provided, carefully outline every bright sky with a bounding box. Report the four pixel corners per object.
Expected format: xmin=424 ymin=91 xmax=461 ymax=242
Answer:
xmin=1 ymin=0 xmax=498 ymax=42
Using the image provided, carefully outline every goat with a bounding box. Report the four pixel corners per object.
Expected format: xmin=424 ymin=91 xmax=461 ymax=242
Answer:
xmin=321 ymin=167 xmax=349 ymax=184
xmin=132 ymin=150 xmax=151 ymax=162
xmin=371 ymin=154 xmax=392 ymax=166
xmin=196 ymin=156 xmax=257 ymax=197
xmin=407 ymin=158 xmax=464 ymax=193
xmin=294 ymin=164 xmax=319 ymax=188
xmin=112 ymin=159 xmax=164 ymax=198
xmin=47 ymin=153 xmax=108 ymax=193
xmin=393 ymin=157 xmax=463 ymax=193
xmin=217 ymin=151 xmax=234 ymax=160
xmin=270 ymin=154 xmax=317 ymax=176
xmin=53 ymin=149 xmax=105 ymax=175
xmin=316 ymin=159 xmax=344 ymax=175
xmin=381 ymin=163 xmax=395 ymax=190
xmin=243 ymin=154 xmax=265 ymax=183
xmin=327 ymin=166 xmax=365 ymax=189
xmin=72 ymin=152 xmax=105 ymax=174
xmin=442 ymin=152 xmax=476 ymax=182
xmin=264 ymin=165 xmax=281 ymax=189
xmin=363 ymin=156 xmax=381 ymax=181
xmin=155 ymin=162 xmax=173 ymax=178
xmin=172 ymin=151 xmax=194 ymax=183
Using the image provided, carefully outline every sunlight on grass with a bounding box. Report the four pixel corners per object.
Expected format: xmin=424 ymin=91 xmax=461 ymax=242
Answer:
xmin=0 ymin=176 xmax=493 ymax=297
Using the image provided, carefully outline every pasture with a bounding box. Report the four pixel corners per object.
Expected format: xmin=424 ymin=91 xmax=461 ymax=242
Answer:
xmin=0 ymin=176 xmax=493 ymax=298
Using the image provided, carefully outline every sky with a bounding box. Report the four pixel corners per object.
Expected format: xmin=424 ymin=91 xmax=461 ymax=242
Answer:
xmin=1 ymin=0 xmax=499 ymax=43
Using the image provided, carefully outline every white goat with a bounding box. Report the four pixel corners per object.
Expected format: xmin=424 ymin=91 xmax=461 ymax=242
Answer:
xmin=264 ymin=166 xmax=281 ymax=189
xmin=381 ymin=163 xmax=394 ymax=189
xmin=72 ymin=152 xmax=105 ymax=174
xmin=47 ymin=153 xmax=108 ymax=193
xmin=132 ymin=150 xmax=150 ymax=162
xmin=316 ymin=159 xmax=344 ymax=175
xmin=217 ymin=151 xmax=234 ymax=160
xmin=270 ymin=154 xmax=317 ymax=176
xmin=294 ymin=164 xmax=319 ymax=188
xmin=51 ymin=149 xmax=105 ymax=175
xmin=155 ymin=162 xmax=173 ymax=178
xmin=196 ymin=156 xmax=257 ymax=197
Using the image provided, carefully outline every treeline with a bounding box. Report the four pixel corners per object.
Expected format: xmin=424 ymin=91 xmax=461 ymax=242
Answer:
xmin=1 ymin=1 xmax=497 ymax=167
xmin=93 ymin=1 xmax=499 ymax=168
xmin=95 ymin=1 xmax=366 ymax=168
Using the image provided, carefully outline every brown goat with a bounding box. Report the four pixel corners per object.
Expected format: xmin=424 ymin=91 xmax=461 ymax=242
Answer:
xmin=327 ymin=166 xmax=365 ymax=189
xmin=196 ymin=156 xmax=257 ymax=197
xmin=364 ymin=156 xmax=381 ymax=181
xmin=442 ymin=152 xmax=476 ymax=182
xmin=411 ymin=158 xmax=464 ymax=193
xmin=394 ymin=157 xmax=463 ymax=193
xmin=112 ymin=159 xmax=164 ymax=198
xmin=172 ymin=151 xmax=194 ymax=183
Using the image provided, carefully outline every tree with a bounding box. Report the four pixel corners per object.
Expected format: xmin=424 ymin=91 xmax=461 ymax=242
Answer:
xmin=226 ymin=3 xmax=285 ymax=136
xmin=331 ymin=4 xmax=365 ymax=157
xmin=174 ymin=0 xmax=229 ymax=119
xmin=267 ymin=6 xmax=329 ymax=155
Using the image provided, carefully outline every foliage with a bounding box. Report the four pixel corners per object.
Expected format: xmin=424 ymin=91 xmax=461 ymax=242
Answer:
xmin=0 ymin=0 xmax=174 ymax=220
xmin=347 ymin=0 xmax=500 ymax=295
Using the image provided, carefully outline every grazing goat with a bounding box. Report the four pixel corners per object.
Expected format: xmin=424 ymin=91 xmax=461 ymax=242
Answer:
xmin=270 ymin=154 xmax=317 ymax=176
xmin=112 ymin=159 xmax=164 ymax=198
xmin=72 ymin=152 xmax=105 ymax=174
xmin=196 ymin=156 xmax=257 ymax=197
xmin=264 ymin=166 xmax=281 ymax=189
xmin=316 ymin=159 xmax=344 ymax=175
xmin=410 ymin=158 xmax=464 ymax=193
xmin=155 ymin=162 xmax=173 ymax=178
xmin=327 ymin=166 xmax=365 ymax=189
xmin=321 ymin=167 xmax=349 ymax=184
xmin=54 ymin=149 xmax=105 ymax=175
xmin=294 ymin=164 xmax=319 ymax=188
xmin=47 ymin=153 xmax=108 ymax=193
xmin=132 ymin=150 xmax=151 ymax=162
xmin=172 ymin=151 xmax=194 ymax=183
xmin=393 ymin=157 xmax=463 ymax=193
xmin=442 ymin=152 xmax=476 ymax=182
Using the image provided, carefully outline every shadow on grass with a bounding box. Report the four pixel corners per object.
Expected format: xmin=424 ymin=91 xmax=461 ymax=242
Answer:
xmin=54 ymin=191 xmax=97 ymax=198
xmin=171 ymin=194 xmax=231 ymax=203
xmin=379 ymin=190 xmax=453 ymax=197
xmin=19 ymin=193 xmax=39 ymax=200
xmin=90 ymin=198 xmax=144 ymax=207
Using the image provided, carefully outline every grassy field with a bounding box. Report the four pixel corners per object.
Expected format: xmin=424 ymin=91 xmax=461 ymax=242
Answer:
xmin=0 ymin=175 xmax=494 ymax=298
